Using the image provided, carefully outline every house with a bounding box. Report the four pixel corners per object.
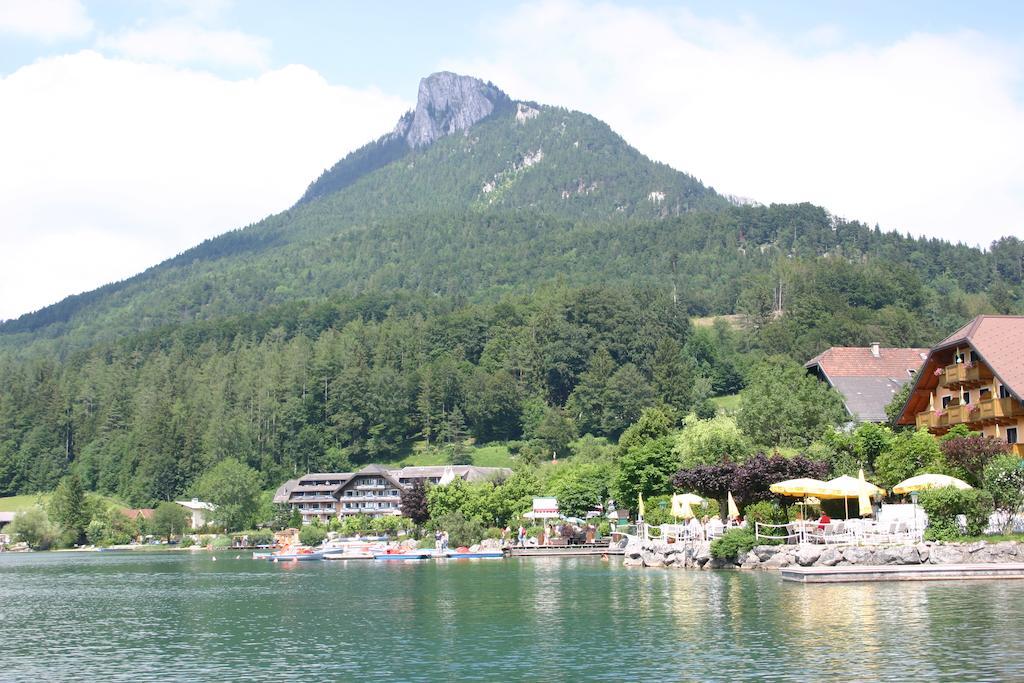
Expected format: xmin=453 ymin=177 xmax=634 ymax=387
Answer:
xmin=895 ymin=315 xmax=1024 ymax=456
xmin=285 ymin=464 xmax=513 ymax=524
xmin=120 ymin=508 xmax=155 ymax=523
xmin=0 ymin=511 xmax=14 ymax=546
xmin=805 ymin=343 xmax=928 ymax=422
xmin=175 ymin=498 xmax=216 ymax=529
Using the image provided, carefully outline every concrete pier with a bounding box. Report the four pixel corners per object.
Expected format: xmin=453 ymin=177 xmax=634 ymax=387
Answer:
xmin=781 ymin=562 xmax=1024 ymax=583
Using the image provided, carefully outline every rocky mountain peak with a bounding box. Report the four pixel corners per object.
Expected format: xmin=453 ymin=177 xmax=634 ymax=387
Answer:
xmin=396 ymin=72 xmax=512 ymax=148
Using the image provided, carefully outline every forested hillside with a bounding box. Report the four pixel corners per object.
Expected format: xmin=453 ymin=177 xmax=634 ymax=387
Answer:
xmin=1 ymin=73 xmax=1021 ymax=504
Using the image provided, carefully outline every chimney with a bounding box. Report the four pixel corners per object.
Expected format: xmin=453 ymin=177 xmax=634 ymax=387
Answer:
xmin=870 ymin=342 xmax=880 ymax=358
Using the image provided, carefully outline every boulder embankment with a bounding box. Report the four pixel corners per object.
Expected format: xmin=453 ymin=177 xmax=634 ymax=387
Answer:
xmin=623 ymin=538 xmax=1024 ymax=570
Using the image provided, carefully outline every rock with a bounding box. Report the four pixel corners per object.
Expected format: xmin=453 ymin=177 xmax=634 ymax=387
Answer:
xmin=817 ymin=548 xmax=842 ymax=566
xmin=398 ymin=72 xmax=512 ymax=148
xmin=754 ymin=545 xmax=783 ymax=562
xmin=964 ymin=541 xmax=988 ymax=554
xmin=796 ymin=546 xmax=822 ymax=566
xmin=915 ymin=543 xmax=930 ymax=563
xmin=741 ymin=554 xmax=761 ymax=570
xmin=993 ymin=541 xmax=1019 ymax=558
xmin=763 ymin=553 xmax=792 ymax=569
xmin=623 ymin=555 xmax=643 ymax=567
xmin=842 ymin=546 xmax=876 ymax=565
xmin=890 ymin=545 xmax=921 ymax=565
xmin=928 ymin=545 xmax=967 ymax=564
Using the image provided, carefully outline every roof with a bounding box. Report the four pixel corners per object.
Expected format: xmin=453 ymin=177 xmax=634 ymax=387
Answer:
xmin=897 ymin=315 xmax=1024 ymax=424
xmin=121 ymin=508 xmax=155 ymax=520
xmin=805 ymin=346 xmax=927 ymax=421
xmin=175 ymin=499 xmax=216 ymax=511
xmin=297 ymin=473 xmax=350 ymax=483
xmin=934 ymin=316 xmax=1024 ymax=397
xmin=272 ymin=479 xmax=299 ymax=504
xmin=804 ymin=347 xmax=928 ymax=378
xmin=389 ymin=465 xmax=512 ymax=482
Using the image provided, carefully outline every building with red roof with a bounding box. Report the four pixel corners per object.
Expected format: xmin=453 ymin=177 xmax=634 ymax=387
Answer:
xmin=894 ymin=316 xmax=1024 ymax=455
xmin=805 ymin=343 xmax=928 ymax=422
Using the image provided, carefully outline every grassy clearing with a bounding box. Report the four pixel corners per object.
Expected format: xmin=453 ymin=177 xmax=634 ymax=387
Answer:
xmin=393 ymin=442 xmax=516 ymax=469
xmin=710 ymin=393 xmax=741 ymax=414
xmin=0 ymin=492 xmax=127 ymax=514
xmin=0 ymin=493 xmax=49 ymax=512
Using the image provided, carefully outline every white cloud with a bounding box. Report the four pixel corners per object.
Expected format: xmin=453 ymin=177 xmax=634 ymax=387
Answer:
xmin=0 ymin=50 xmax=410 ymax=320
xmin=0 ymin=0 xmax=92 ymax=41
xmin=448 ymin=1 xmax=1024 ymax=247
xmin=97 ymin=21 xmax=270 ymax=69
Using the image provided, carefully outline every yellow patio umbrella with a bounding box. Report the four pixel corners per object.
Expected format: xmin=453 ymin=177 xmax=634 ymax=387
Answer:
xmin=823 ymin=475 xmax=884 ymax=519
xmin=769 ymin=478 xmax=831 ymax=497
xmin=727 ymin=491 xmax=740 ymax=520
xmin=671 ymin=493 xmax=703 ymax=518
xmin=857 ymin=468 xmax=873 ymax=517
xmin=893 ymin=473 xmax=972 ymax=494
xmin=678 ymin=499 xmax=695 ymax=520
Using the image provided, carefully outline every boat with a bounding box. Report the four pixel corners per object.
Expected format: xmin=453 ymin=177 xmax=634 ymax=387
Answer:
xmin=262 ymin=546 xmax=326 ymax=561
xmin=373 ymin=551 xmax=431 ymax=561
xmin=444 ymin=551 xmax=504 ymax=559
xmin=323 ymin=550 xmax=375 ymax=560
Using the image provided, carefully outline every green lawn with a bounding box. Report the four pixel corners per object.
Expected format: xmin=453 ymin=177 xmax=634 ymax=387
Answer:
xmin=0 ymin=491 xmax=127 ymax=514
xmin=710 ymin=393 xmax=741 ymax=414
xmin=0 ymin=493 xmax=49 ymax=512
xmin=393 ymin=442 xmax=516 ymax=469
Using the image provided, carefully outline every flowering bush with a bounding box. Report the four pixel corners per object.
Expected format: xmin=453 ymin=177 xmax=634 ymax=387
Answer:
xmin=933 ymin=367 xmax=944 ymax=377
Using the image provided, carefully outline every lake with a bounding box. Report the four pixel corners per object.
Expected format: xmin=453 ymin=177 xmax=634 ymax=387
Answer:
xmin=0 ymin=551 xmax=1019 ymax=681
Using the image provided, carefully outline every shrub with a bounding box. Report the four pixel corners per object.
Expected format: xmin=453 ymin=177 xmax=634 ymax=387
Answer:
xmin=918 ymin=487 xmax=994 ymax=540
xmin=710 ymin=529 xmax=757 ymax=560
xmin=299 ymin=525 xmax=327 ymax=547
xmin=249 ymin=529 xmax=274 ymax=546
xmin=180 ymin=537 xmax=195 ymax=548
xmin=428 ymin=511 xmax=485 ymax=548
xmin=210 ymin=535 xmax=233 ymax=548
xmin=742 ymin=500 xmax=786 ymax=543
xmin=8 ymin=507 xmax=59 ymax=550
xmin=643 ymin=495 xmax=674 ymax=526
xmin=597 ymin=521 xmax=611 ymax=536
xmin=983 ymin=455 xmax=1024 ymax=532
xmin=694 ymin=499 xmax=720 ymax=520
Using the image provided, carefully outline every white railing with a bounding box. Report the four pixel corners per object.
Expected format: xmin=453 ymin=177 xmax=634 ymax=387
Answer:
xmin=755 ymin=520 xmax=924 ymax=545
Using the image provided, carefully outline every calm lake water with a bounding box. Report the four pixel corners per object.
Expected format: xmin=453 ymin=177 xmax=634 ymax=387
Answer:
xmin=0 ymin=551 xmax=1020 ymax=682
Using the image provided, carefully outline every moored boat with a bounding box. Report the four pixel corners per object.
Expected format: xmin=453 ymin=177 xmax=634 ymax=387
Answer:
xmin=444 ymin=551 xmax=504 ymax=559
xmin=373 ymin=551 xmax=431 ymax=561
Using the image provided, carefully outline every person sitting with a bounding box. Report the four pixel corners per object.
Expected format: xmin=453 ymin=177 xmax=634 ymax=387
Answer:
xmin=817 ymin=513 xmax=831 ymax=531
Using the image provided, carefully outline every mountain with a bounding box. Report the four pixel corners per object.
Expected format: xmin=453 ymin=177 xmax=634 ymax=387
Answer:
xmin=1 ymin=71 xmax=1020 ymax=360
xmin=1 ymin=71 xmax=1022 ymax=503
xmin=0 ymin=72 xmax=726 ymax=350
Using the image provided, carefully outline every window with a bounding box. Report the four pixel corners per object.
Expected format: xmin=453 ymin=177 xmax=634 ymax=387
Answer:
xmin=955 ymin=352 xmax=965 ymax=364
xmin=962 ymin=391 xmax=971 ymax=405
xmin=970 ymin=351 xmax=979 ymax=363
xmin=1000 ymin=385 xmax=1012 ymax=399
xmin=1008 ymin=428 xmax=1018 ymax=445
xmin=980 ymin=388 xmax=992 ymax=400
xmin=942 ymin=396 xmax=952 ymax=409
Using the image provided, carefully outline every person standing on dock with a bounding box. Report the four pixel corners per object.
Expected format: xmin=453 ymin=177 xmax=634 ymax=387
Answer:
xmin=517 ymin=525 xmax=526 ymax=547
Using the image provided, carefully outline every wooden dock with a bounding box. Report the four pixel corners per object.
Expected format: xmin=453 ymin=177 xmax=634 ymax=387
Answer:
xmin=506 ymin=543 xmax=624 ymax=558
xmin=781 ymin=563 xmax=1024 ymax=583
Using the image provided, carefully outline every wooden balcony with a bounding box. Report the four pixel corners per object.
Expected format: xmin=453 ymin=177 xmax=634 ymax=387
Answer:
xmin=915 ymin=397 xmax=1023 ymax=433
xmin=941 ymin=362 xmax=993 ymax=388
xmin=975 ymin=397 xmax=1024 ymax=424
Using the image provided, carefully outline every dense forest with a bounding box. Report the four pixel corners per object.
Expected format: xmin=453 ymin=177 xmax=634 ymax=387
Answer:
xmin=1 ymin=87 xmax=1022 ymax=506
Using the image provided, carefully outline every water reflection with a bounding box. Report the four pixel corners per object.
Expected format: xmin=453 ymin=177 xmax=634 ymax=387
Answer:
xmin=1 ymin=553 xmax=1021 ymax=681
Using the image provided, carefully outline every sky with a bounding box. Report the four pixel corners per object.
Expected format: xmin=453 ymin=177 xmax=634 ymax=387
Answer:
xmin=2 ymin=1 xmax=1023 ymax=321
